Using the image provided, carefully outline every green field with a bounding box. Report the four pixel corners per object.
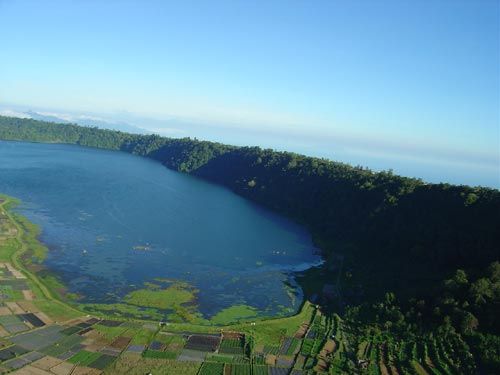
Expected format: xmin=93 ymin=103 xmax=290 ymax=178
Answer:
xmin=0 ymin=189 xmax=497 ymax=374
xmin=68 ymin=350 xmax=102 ymax=366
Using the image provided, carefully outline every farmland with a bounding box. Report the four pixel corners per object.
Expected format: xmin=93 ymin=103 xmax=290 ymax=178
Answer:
xmin=0 ymin=193 xmax=495 ymax=374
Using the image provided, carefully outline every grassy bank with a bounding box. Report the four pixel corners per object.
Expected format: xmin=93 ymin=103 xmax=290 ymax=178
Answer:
xmin=0 ymin=193 xmax=317 ymax=332
xmin=0 ymin=194 xmax=83 ymax=321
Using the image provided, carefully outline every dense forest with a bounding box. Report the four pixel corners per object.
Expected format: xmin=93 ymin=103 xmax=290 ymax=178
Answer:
xmin=0 ymin=115 xmax=498 ymax=373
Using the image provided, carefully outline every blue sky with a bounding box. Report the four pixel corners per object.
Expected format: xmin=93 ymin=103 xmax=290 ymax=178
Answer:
xmin=0 ymin=0 xmax=498 ymax=187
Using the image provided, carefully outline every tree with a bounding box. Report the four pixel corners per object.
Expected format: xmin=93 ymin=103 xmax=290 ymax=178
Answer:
xmin=469 ymin=278 xmax=493 ymax=305
xmin=460 ymin=311 xmax=479 ymax=334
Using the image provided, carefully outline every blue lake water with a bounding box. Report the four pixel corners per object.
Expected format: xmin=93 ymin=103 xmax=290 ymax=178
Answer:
xmin=0 ymin=140 xmax=321 ymax=317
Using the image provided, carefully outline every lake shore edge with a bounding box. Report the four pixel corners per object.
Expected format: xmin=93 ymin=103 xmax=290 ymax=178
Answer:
xmin=0 ymin=193 xmax=317 ymax=330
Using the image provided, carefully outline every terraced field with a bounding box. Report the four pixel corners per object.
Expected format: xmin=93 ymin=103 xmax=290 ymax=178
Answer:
xmin=0 ymin=195 xmax=483 ymax=374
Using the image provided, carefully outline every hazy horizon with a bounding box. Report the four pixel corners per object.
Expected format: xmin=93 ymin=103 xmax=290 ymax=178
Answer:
xmin=1 ymin=102 xmax=498 ymax=189
xmin=0 ymin=0 xmax=498 ymax=187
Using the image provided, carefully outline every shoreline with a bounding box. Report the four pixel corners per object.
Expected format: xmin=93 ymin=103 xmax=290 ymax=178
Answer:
xmin=0 ymin=193 xmax=317 ymax=330
xmin=0 ymin=194 xmax=84 ymax=318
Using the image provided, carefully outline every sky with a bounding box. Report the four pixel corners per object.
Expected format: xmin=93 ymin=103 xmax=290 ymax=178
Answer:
xmin=0 ymin=0 xmax=499 ymax=187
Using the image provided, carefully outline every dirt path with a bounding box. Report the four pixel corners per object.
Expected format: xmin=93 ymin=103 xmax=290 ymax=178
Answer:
xmin=0 ymin=197 xmax=83 ymax=318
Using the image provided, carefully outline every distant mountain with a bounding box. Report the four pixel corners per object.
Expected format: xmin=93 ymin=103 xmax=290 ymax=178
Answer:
xmin=0 ymin=108 xmax=148 ymax=134
xmin=23 ymin=110 xmax=71 ymax=124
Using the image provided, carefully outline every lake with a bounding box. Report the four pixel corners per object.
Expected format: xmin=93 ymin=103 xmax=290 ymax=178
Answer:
xmin=0 ymin=140 xmax=321 ymax=318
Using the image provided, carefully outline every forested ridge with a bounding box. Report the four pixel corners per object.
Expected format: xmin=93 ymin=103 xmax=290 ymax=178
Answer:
xmin=0 ymin=115 xmax=499 ymax=373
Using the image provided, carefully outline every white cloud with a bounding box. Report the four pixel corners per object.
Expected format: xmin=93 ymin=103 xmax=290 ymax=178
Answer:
xmin=0 ymin=109 xmax=32 ymax=119
xmin=34 ymin=111 xmax=75 ymax=122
